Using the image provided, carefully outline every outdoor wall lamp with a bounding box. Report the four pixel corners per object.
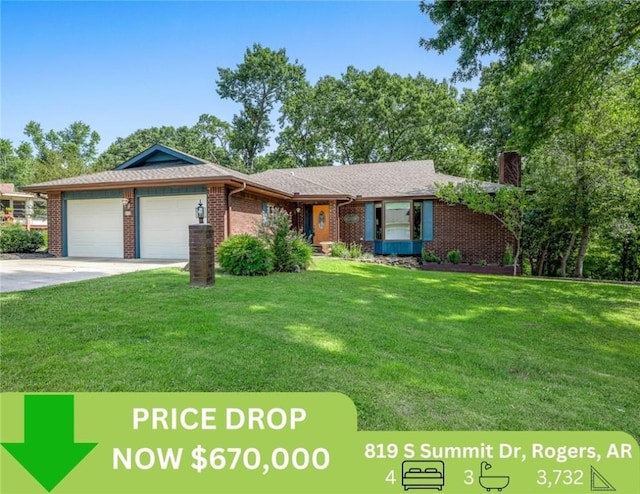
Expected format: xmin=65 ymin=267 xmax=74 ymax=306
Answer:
xmin=122 ymin=198 xmax=131 ymax=210
xmin=195 ymin=200 xmax=206 ymax=224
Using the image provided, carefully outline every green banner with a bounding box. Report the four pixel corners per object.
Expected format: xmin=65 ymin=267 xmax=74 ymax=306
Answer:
xmin=1 ymin=393 xmax=638 ymax=493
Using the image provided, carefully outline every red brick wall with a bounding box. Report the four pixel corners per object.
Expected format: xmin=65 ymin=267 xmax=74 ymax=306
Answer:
xmin=424 ymin=201 xmax=511 ymax=264
xmin=339 ymin=203 xmax=373 ymax=252
xmin=208 ymin=186 xmax=227 ymax=249
xmin=229 ymin=192 xmax=291 ymax=236
xmin=123 ymin=189 xmax=135 ymax=259
xmin=47 ymin=192 xmax=62 ymax=256
xmin=229 ymin=192 xmax=263 ymax=236
xmin=328 ymin=201 xmax=338 ymax=243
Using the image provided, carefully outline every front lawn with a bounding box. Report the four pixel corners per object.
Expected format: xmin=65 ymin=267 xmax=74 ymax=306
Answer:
xmin=1 ymin=258 xmax=638 ymax=438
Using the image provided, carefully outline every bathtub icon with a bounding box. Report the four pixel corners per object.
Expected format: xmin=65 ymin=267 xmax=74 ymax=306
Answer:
xmin=479 ymin=461 xmax=510 ymax=492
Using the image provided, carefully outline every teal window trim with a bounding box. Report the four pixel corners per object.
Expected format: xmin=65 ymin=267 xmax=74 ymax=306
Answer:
xmin=364 ymin=203 xmax=374 ymax=241
xmin=135 ymin=186 xmax=207 ymax=197
xmin=370 ymin=200 xmax=432 ymax=242
xmin=422 ymin=200 xmax=434 ymax=241
xmin=62 ymin=199 xmax=68 ymax=256
xmin=64 ymin=190 xmax=124 ymax=200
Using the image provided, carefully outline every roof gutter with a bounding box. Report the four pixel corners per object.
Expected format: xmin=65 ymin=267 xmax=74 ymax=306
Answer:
xmin=226 ymin=182 xmax=247 ymax=239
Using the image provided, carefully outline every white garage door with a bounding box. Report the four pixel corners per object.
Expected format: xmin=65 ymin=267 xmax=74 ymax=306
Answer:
xmin=67 ymin=198 xmax=123 ymax=258
xmin=139 ymin=194 xmax=206 ymax=259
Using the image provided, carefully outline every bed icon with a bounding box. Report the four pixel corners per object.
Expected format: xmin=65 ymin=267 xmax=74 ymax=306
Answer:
xmin=401 ymin=460 xmax=445 ymax=491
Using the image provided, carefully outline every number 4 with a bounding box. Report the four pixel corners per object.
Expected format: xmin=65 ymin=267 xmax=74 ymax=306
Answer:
xmin=385 ymin=469 xmax=396 ymax=485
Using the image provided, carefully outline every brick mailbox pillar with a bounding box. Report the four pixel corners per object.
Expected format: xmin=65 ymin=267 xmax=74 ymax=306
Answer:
xmin=189 ymin=224 xmax=214 ymax=287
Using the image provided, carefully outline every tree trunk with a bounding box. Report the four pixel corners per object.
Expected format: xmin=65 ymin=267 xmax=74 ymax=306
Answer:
xmin=537 ymin=241 xmax=550 ymax=277
xmin=513 ymin=236 xmax=521 ymax=276
xmin=528 ymin=254 xmax=537 ymax=276
xmin=561 ymin=231 xmax=576 ymax=278
xmin=573 ymin=225 xmax=590 ymax=278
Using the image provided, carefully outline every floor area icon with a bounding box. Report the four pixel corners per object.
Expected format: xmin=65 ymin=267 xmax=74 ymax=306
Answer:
xmin=478 ymin=462 xmax=510 ymax=492
xmin=590 ymin=466 xmax=615 ymax=491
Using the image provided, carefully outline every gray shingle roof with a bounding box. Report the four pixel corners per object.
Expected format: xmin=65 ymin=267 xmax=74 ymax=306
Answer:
xmin=24 ymin=156 xmax=500 ymax=198
xmin=252 ymin=160 xmax=499 ymax=198
xmin=23 ymin=162 xmax=253 ymax=189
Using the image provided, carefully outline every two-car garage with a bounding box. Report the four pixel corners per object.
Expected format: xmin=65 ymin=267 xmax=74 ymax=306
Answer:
xmin=64 ymin=192 xmax=206 ymax=259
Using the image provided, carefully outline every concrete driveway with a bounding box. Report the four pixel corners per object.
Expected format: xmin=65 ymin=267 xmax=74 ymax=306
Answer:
xmin=0 ymin=258 xmax=185 ymax=293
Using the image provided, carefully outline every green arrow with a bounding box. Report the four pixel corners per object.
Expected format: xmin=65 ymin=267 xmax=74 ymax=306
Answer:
xmin=1 ymin=394 xmax=97 ymax=492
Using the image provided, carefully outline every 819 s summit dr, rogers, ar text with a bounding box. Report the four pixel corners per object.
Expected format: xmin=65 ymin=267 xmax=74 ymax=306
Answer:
xmin=364 ymin=441 xmax=633 ymax=463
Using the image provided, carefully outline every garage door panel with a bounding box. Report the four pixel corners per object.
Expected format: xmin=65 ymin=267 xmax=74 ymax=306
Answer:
xmin=67 ymin=198 xmax=123 ymax=258
xmin=139 ymin=194 xmax=206 ymax=259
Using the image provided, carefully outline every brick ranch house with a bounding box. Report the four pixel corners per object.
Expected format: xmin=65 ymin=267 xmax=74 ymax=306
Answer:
xmin=22 ymin=144 xmax=520 ymax=262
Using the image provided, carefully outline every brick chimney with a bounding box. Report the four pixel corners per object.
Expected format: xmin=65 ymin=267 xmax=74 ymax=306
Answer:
xmin=498 ymin=151 xmax=521 ymax=187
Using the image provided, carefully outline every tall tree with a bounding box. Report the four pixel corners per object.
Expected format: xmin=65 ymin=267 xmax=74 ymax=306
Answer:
xmin=525 ymin=71 xmax=640 ymax=278
xmin=277 ymin=66 xmax=473 ymax=173
xmin=421 ymin=0 xmax=640 ymax=150
xmin=458 ymin=64 xmax=514 ymax=181
xmin=0 ymin=139 xmax=35 ymax=187
xmin=23 ymin=121 xmax=100 ymax=182
xmin=93 ymin=116 xmax=239 ymax=172
xmin=192 ymin=114 xmax=238 ymax=168
xmin=216 ymin=44 xmax=306 ymax=172
xmin=272 ymin=80 xmax=333 ymax=168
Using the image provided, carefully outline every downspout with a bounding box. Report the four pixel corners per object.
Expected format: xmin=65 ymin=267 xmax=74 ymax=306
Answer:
xmin=336 ymin=197 xmax=354 ymax=243
xmin=227 ymin=182 xmax=246 ymax=239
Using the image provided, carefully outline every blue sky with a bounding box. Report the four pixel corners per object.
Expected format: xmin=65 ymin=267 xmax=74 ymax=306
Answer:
xmin=2 ymin=1 xmax=468 ymax=153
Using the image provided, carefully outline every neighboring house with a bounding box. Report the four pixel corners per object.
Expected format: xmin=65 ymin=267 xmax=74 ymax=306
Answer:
xmin=22 ymin=144 xmax=520 ymax=262
xmin=0 ymin=183 xmax=47 ymax=230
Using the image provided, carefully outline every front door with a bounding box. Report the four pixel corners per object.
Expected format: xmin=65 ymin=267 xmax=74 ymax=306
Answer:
xmin=312 ymin=205 xmax=330 ymax=244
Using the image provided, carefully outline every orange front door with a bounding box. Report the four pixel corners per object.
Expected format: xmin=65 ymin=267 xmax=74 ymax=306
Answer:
xmin=312 ymin=205 xmax=330 ymax=244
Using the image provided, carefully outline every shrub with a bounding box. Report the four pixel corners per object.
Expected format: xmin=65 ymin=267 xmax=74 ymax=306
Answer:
xmin=583 ymin=242 xmax=620 ymax=280
xmin=289 ymin=236 xmax=313 ymax=271
xmin=257 ymin=207 xmax=311 ymax=272
xmin=330 ymin=241 xmax=348 ymax=258
xmin=421 ymin=249 xmax=441 ymax=263
xmin=217 ymin=234 xmax=273 ymax=276
xmin=478 ymin=259 xmax=488 ymax=266
xmin=446 ymin=249 xmax=462 ymax=264
xmin=503 ymin=243 xmax=514 ymax=265
xmin=0 ymin=224 xmax=44 ymax=253
xmin=348 ymin=242 xmax=363 ymax=258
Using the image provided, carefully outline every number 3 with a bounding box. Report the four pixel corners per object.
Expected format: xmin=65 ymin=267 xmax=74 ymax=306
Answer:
xmin=464 ymin=469 xmax=474 ymax=485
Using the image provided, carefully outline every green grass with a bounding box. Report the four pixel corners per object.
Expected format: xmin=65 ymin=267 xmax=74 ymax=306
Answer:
xmin=1 ymin=258 xmax=639 ymax=438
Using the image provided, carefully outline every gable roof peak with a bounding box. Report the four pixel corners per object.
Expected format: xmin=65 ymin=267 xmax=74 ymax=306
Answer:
xmin=115 ymin=143 xmax=207 ymax=170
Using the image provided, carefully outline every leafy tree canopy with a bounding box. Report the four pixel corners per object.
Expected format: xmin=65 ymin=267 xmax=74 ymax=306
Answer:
xmin=217 ymin=44 xmax=306 ymax=172
xmin=277 ymin=66 xmax=475 ymax=175
xmin=93 ymin=115 xmax=239 ymax=172
xmin=22 ymin=120 xmax=100 ymax=182
xmin=421 ymin=0 xmax=640 ymax=149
